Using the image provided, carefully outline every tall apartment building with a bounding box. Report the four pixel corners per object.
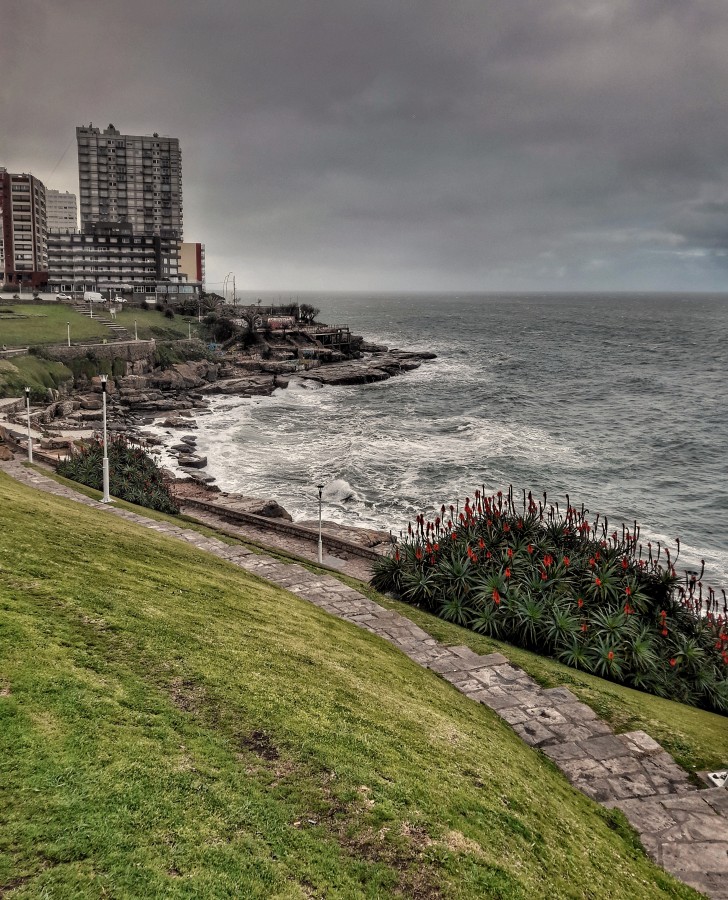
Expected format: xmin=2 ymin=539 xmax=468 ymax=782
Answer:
xmin=0 ymin=168 xmax=48 ymax=290
xmin=46 ymin=189 xmax=78 ymax=234
xmin=76 ymin=123 xmax=183 ymax=238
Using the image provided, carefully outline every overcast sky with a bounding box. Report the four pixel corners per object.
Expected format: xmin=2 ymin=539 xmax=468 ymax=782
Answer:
xmin=3 ymin=0 xmax=728 ymax=292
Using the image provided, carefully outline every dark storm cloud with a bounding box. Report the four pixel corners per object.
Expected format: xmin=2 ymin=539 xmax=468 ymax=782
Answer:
xmin=3 ymin=0 xmax=728 ymax=289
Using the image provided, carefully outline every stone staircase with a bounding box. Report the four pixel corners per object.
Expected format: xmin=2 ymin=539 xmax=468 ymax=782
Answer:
xmin=73 ymin=302 xmax=132 ymax=341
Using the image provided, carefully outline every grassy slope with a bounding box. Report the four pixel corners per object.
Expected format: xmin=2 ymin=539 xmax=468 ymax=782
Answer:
xmin=34 ymin=463 xmax=728 ymax=774
xmin=0 ymin=303 xmax=203 ymax=346
xmin=0 ymin=473 xmax=700 ymax=899
xmin=0 ymin=357 xmax=73 ymax=401
xmin=114 ymin=309 xmax=203 ymax=341
xmin=0 ymin=305 xmax=108 ymax=346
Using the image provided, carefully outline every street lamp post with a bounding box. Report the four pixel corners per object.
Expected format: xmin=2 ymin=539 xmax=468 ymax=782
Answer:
xmin=134 ymin=320 xmax=138 ymax=341
xmin=24 ymin=387 xmax=33 ymax=463
xmin=66 ymin=321 xmax=71 ymax=347
xmin=317 ymin=484 xmax=324 ymax=564
xmin=100 ymin=375 xmax=111 ymax=503
xmin=188 ymin=321 xmax=192 ymax=340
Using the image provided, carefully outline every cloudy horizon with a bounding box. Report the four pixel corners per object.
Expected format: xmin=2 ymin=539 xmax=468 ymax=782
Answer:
xmin=3 ymin=0 xmax=728 ymax=292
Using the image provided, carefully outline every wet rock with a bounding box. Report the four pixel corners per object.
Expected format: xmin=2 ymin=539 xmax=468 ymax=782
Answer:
xmin=209 ymin=495 xmax=293 ymax=521
xmin=178 ymin=454 xmax=207 ymax=469
xmin=40 ymin=436 xmax=72 ymax=450
xmin=197 ymin=375 xmax=276 ymax=396
xmin=160 ymin=416 xmax=197 ymax=429
xmin=179 ymin=468 xmax=216 ymax=484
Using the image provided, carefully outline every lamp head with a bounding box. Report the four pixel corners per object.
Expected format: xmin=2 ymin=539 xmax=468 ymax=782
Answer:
xmin=100 ymin=374 xmax=108 ymax=393
xmin=25 ymin=386 xmax=30 ymax=400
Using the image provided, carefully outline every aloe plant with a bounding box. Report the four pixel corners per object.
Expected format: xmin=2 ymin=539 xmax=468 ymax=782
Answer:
xmin=372 ymin=486 xmax=728 ymax=715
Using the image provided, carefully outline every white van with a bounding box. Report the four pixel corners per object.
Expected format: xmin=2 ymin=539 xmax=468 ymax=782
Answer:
xmin=83 ymin=291 xmax=104 ymax=304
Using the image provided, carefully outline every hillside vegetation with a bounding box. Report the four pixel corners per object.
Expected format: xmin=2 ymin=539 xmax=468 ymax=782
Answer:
xmin=0 ymin=356 xmax=73 ymax=400
xmin=0 ymin=473 xmax=701 ymax=899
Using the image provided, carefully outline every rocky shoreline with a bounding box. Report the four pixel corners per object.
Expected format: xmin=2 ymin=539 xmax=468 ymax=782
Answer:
xmin=1 ymin=332 xmax=435 ymax=537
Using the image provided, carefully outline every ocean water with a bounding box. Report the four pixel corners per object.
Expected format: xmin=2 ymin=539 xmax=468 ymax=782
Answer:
xmin=189 ymin=293 xmax=728 ymax=586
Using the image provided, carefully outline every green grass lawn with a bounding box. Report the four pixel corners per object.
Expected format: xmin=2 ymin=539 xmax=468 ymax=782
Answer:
xmin=0 ymin=472 xmax=702 ymax=899
xmin=114 ymin=308 xmax=204 ymax=342
xmin=0 ymin=303 xmax=204 ymax=347
xmin=35 ymin=462 xmax=728 ymax=775
xmin=0 ymin=305 xmax=108 ymax=347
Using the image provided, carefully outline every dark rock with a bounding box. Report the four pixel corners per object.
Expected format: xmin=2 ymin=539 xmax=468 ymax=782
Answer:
xmin=178 ymin=454 xmax=207 ymax=469
xmin=211 ymin=496 xmax=293 ymax=521
xmin=198 ymin=375 xmax=276 ymax=396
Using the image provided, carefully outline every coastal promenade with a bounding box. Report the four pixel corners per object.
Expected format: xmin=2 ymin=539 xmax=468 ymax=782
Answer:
xmin=2 ymin=457 xmax=727 ymax=898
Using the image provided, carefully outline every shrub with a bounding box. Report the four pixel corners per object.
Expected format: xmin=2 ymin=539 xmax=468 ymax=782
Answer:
xmin=164 ymin=307 xmax=175 ymax=319
xmin=372 ymin=487 xmax=728 ymax=714
xmin=58 ymin=436 xmax=179 ymax=515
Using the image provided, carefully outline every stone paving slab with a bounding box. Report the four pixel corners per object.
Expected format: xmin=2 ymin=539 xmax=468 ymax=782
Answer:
xmin=2 ymin=457 xmax=727 ymax=900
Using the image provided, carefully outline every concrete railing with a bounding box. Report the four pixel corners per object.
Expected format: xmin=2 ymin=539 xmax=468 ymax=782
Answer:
xmin=180 ymin=496 xmax=384 ymax=562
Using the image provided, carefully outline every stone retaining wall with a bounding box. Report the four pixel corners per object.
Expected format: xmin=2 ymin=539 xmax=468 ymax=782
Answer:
xmin=41 ymin=340 xmax=156 ymax=365
xmin=181 ymin=496 xmax=383 ymax=562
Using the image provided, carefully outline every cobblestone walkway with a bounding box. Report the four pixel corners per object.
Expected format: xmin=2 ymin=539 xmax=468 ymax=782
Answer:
xmin=3 ymin=458 xmax=727 ymax=898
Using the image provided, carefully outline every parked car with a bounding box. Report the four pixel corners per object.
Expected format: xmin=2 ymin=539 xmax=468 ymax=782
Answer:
xmin=113 ymin=296 xmax=127 ymax=304
xmin=57 ymin=293 xmax=72 ymax=301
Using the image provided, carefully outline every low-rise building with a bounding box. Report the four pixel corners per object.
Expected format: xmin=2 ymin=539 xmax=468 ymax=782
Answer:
xmin=47 ymin=221 xmax=200 ymax=304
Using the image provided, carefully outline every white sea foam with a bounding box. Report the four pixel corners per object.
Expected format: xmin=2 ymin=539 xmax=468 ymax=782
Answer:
xmin=173 ymin=293 xmax=727 ymax=590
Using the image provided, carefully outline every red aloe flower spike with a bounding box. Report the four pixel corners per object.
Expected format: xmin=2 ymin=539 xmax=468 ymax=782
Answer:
xmin=607 ymin=651 xmax=614 ymax=661
xmin=577 ymin=598 xmax=584 ymax=608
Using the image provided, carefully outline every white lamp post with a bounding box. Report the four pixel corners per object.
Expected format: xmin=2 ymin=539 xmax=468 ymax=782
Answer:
xmin=66 ymin=321 xmax=71 ymax=347
xmin=134 ymin=320 xmax=138 ymax=341
xmin=24 ymin=387 xmax=33 ymax=463
xmin=188 ymin=321 xmax=192 ymax=340
xmin=317 ymin=484 xmax=324 ymax=564
xmin=100 ymin=375 xmax=111 ymax=503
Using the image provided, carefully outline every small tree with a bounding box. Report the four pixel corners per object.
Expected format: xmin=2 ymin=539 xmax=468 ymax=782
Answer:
xmin=299 ymin=303 xmax=320 ymax=324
